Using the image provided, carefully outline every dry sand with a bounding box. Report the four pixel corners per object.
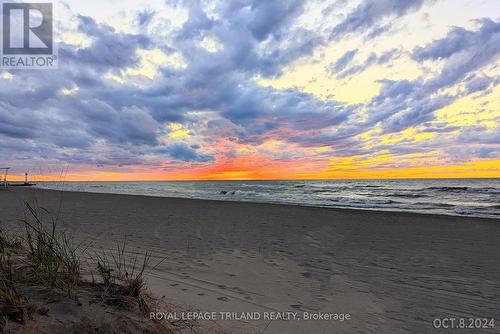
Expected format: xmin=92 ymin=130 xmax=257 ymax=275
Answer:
xmin=1 ymin=188 xmax=499 ymax=334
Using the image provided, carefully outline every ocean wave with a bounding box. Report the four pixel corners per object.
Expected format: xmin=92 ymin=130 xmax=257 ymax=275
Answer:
xmin=385 ymin=193 xmax=428 ymax=198
xmin=353 ymin=185 xmax=383 ymax=188
xmin=414 ymin=202 xmax=454 ymax=208
xmin=471 ymin=187 xmax=500 ymax=194
xmin=426 ymin=186 xmax=469 ymax=192
xmin=424 ymin=186 xmax=500 ymax=194
xmin=454 ymin=206 xmax=480 ymax=215
xmin=310 ymin=189 xmax=342 ymax=194
xmin=334 ymin=198 xmax=401 ymax=206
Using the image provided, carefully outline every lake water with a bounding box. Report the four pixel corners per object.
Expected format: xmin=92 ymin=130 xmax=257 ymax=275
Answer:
xmin=36 ymin=179 xmax=500 ymax=219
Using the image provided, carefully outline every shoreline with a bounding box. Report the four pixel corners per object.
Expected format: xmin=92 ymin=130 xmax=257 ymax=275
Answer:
xmin=2 ymin=188 xmax=500 ymax=333
xmin=31 ymin=187 xmax=500 ymax=222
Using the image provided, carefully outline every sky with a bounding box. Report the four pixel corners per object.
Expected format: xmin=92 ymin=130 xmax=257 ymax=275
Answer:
xmin=0 ymin=0 xmax=499 ymax=181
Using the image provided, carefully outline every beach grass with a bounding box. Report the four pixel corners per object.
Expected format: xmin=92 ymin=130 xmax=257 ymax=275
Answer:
xmin=21 ymin=202 xmax=82 ymax=289
xmin=0 ymin=201 xmax=174 ymax=333
xmin=93 ymin=242 xmax=156 ymax=316
xmin=0 ymin=229 xmax=37 ymax=327
xmin=101 ymin=241 xmax=152 ymax=297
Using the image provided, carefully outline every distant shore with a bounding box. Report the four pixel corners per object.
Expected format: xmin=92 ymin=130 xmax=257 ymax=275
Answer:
xmin=1 ymin=188 xmax=499 ymax=333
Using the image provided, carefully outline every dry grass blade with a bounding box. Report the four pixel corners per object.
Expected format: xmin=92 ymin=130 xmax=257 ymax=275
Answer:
xmin=0 ymin=289 xmax=34 ymax=324
xmin=20 ymin=201 xmax=82 ymax=288
xmin=109 ymin=241 xmax=152 ymax=297
xmin=0 ymin=254 xmax=35 ymax=328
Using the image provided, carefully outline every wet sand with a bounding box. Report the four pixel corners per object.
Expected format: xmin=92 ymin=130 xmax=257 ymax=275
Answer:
xmin=1 ymin=188 xmax=499 ymax=333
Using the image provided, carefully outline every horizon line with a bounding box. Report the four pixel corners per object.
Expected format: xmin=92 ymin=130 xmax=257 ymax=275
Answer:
xmin=29 ymin=176 xmax=500 ymax=182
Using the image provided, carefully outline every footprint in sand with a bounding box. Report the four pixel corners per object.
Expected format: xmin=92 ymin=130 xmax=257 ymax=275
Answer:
xmin=217 ymin=297 xmax=229 ymax=302
xmin=290 ymin=304 xmax=302 ymax=310
xmin=197 ymin=293 xmax=205 ymax=296
xmin=301 ymin=272 xmax=312 ymax=278
xmin=170 ymin=283 xmax=179 ymax=287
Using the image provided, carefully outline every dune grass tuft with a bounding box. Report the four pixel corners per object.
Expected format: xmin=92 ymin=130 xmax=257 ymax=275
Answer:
xmin=1 ymin=201 xmax=83 ymax=329
xmin=94 ymin=241 xmax=160 ymax=316
xmin=0 ymin=228 xmax=21 ymax=254
xmin=111 ymin=241 xmax=152 ymax=298
xmin=1 ymin=200 xmax=170 ymax=332
xmin=21 ymin=202 xmax=82 ymax=288
xmin=0 ymin=235 xmax=35 ymax=327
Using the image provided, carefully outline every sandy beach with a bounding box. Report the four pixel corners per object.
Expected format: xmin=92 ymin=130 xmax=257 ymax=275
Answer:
xmin=1 ymin=188 xmax=499 ymax=333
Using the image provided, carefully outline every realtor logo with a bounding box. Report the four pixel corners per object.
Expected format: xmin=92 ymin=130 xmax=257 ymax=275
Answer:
xmin=1 ymin=2 xmax=57 ymax=69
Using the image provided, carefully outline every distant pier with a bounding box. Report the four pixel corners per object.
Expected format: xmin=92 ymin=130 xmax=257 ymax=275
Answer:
xmin=1 ymin=170 xmax=36 ymax=189
xmin=6 ymin=182 xmax=37 ymax=187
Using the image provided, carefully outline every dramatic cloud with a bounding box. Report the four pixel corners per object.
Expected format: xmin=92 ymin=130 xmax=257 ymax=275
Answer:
xmin=363 ymin=18 xmax=500 ymax=133
xmin=330 ymin=49 xmax=358 ymax=73
xmin=335 ymin=48 xmax=400 ymax=78
xmin=62 ymin=15 xmax=151 ymax=71
xmin=0 ymin=0 xmax=498 ymax=179
xmin=158 ymin=142 xmax=214 ymax=162
xmin=416 ymin=18 xmax=500 ymax=94
xmin=330 ymin=0 xmax=431 ymax=39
